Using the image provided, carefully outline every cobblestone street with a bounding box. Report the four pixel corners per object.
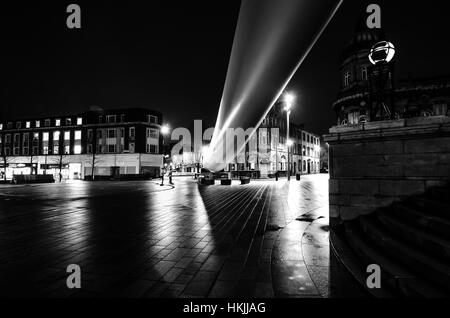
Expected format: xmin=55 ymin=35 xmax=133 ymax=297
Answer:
xmin=0 ymin=175 xmax=344 ymax=298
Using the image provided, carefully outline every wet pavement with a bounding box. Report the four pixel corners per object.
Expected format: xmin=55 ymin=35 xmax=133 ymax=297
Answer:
xmin=0 ymin=174 xmax=357 ymax=298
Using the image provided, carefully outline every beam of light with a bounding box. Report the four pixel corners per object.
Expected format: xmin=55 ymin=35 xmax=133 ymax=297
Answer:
xmin=204 ymin=0 xmax=343 ymax=171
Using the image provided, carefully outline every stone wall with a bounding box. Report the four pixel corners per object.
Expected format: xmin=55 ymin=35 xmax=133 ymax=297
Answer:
xmin=324 ymin=116 xmax=450 ymax=226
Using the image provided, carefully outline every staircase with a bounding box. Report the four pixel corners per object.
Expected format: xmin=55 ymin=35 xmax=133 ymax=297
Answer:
xmin=331 ymin=185 xmax=450 ymax=297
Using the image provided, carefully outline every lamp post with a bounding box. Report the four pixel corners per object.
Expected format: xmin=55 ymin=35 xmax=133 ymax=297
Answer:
xmin=284 ymin=92 xmax=295 ymax=181
xmin=160 ymin=124 xmax=170 ymax=185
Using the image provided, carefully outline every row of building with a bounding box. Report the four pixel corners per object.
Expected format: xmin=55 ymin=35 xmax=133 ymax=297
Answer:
xmin=0 ymin=105 xmax=323 ymax=181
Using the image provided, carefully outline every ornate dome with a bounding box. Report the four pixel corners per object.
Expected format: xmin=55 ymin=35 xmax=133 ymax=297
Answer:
xmin=341 ymin=16 xmax=386 ymax=60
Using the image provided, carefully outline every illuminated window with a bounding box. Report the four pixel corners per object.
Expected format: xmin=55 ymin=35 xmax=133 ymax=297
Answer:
xmin=75 ymin=130 xmax=82 ymax=140
xmin=43 ymin=146 xmax=49 ymax=155
xmin=26 ymin=122 xmax=31 ymax=129
xmin=0 ymin=124 xmax=2 ymax=130
xmin=64 ymin=145 xmax=70 ymax=154
xmin=106 ymin=115 xmax=116 ymax=124
xmin=344 ymin=72 xmax=351 ymax=87
xmin=35 ymin=121 xmax=40 ymax=128
xmin=55 ymin=119 xmax=61 ymax=126
xmin=64 ymin=131 xmax=70 ymax=141
xmin=74 ymin=145 xmax=82 ymax=154
xmin=66 ymin=118 xmax=72 ymax=125
xmin=77 ymin=117 xmax=83 ymax=125
xmin=362 ymin=66 xmax=368 ymax=80
xmin=53 ymin=131 xmax=60 ymax=141
xmin=107 ymin=129 xmax=116 ymax=138
xmin=43 ymin=132 xmax=49 ymax=142
xmin=53 ymin=146 xmax=59 ymax=154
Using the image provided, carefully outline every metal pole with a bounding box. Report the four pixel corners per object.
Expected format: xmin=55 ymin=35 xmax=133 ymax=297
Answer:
xmin=287 ymin=110 xmax=291 ymax=181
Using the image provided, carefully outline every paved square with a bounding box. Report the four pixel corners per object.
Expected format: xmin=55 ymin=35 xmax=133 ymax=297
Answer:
xmin=0 ymin=175 xmax=340 ymax=298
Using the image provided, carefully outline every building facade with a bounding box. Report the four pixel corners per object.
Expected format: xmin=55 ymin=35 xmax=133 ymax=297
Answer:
xmin=0 ymin=108 xmax=165 ymax=181
xmin=218 ymin=101 xmax=321 ymax=178
xmin=333 ymin=20 xmax=450 ymax=126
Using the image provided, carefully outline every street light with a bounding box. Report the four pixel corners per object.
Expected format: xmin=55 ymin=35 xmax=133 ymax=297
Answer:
xmin=284 ymin=92 xmax=295 ymax=181
xmin=161 ymin=124 xmax=170 ymax=135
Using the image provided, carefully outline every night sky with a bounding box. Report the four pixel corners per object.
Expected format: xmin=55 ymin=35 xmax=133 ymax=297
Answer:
xmin=1 ymin=0 xmax=449 ymax=136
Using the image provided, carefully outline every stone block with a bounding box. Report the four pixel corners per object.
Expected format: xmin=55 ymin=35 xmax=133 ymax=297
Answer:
xmin=404 ymin=137 xmax=450 ymax=154
xmin=340 ymin=179 xmax=379 ymax=196
xmin=349 ymin=195 xmax=396 ymax=209
xmin=331 ymin=143 xmax=364 ymax=157
xmin=329 ymin=179 xmax=339 ymax=194
xmin=364 ymin=140 xmax=403 ymax=155
xmin=329 ymin=205 xmax=340 ymax=218
xmin=329 ymin=194 xmax=350 ymax=206
xmin=340 ymin=206 xmax=374 ymax=221
xmin=379 ymin=180 xmax=425 ymax=197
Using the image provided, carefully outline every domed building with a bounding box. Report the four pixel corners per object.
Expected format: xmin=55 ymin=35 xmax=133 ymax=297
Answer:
xmin=333 ymin=18 xmax=450 ymax=126
xmin=333 ymin=19 xmax=387 ymax=126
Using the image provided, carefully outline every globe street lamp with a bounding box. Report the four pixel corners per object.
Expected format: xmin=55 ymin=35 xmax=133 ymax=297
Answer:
xmin=284 ymin=92 xmax=295 ymax=181
xmin=368 ymin=41 xmax=396 ymax=121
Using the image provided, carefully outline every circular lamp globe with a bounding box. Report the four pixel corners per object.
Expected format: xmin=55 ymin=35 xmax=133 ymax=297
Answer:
xmin=369 ymin=41 xmax=396 ymax=65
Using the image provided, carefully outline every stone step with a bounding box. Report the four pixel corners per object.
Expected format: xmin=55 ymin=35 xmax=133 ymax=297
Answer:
xmin=392 ymin=203 xmax=450 ymax=240
xmin=329 ymin=229 xmax=389 ymax=298
xmin=344 ymin=222 xmax=447 ymax=297
xmin=409 ymin=196 xmax=450 ymax=220
xmin=376 ymin=209 xmax=450 ymax=262
xmin=359 ymin=215 xmax=450 ymax=293
xmin=428 ymin=186 xmax=450 ymax=203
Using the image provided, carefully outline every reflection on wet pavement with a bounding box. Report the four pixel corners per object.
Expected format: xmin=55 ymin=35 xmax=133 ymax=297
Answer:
xmin=0 ymin=175 xmax=357 ymax=297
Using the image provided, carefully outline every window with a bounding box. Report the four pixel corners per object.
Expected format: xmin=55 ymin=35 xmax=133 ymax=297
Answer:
xmin=87 ymin=129 xmax=93 ymax=140
xmin=148 ymin=115 xmax=158 ymax=124
xmin=43 ymin=132 xmax=49 ymax=142
xmin=35 ymin=120 xmax=41 ymax=128
xmin=16 ymin=122 xmax=21 ymax=129
xmin=344 ymin=72 xmax=351 ymax=87
xmin=14 ymin=134 xmax=20 ymax=143
xmin=64 ymin=131 xmax=70 ymax=141
xmin=13 ymin=147 xmax=20 ymax=155
xmin=108 ymin=144 xmax=116 ymax=153
xmin=33 ymin=133 xmax=39 ymax=142
xmin=4 ymin=147 xmax=10 ymax=156
xmin=87 ymin=144 xmax=93 ymax=154
xmin=120 ymin=114 xmax=125 ymax=122
xmin=26 ymin=121 xmax=31 ymax=129
xmin=53 ymin=131 xmax=60 ymax=141
xmin=107 ymin=129 xmax=116 ymax=138
xmin=107 ymin=115 xmax=116 ymax=124
xmin=120 ymin=128 xmax=124 ymax=138
xmin=77 ymin=117 xmax=82 ymax=125
xmin=23 ymin=148 xmax=29 ymax=156
xmin=55 ymin=119 xmax=61 ymax=126
xmin=23 ymin=133 xmax=29 ymax=144
xmin=45 ymin=119 xmax=51 ymax=127
xmin=66 ymin=118 xmax=72 ymax=126
xmin=147 ymin=128 xmax=158 ymax=139
xmin=150 ymin=145 xmax=157 ymax=154
xmin=129 ymin=143 xmax=135 ymax=153
xmin=97 ymin=130 xmax=102 ymax=139
xmin=74 ymin=145 xmax=82 ymax=154
xmin=99 ymin=116 xmax=103 ymax=123
xmin=53 ymin=146 xmax=59 ymax=155
xmin=43 ymin=146 xmax=49 ymax=155
xmin=0 ymin=124 xmax=2 ymax=130
xmin=7 ymin=122 xmax=13 ymax=129
xmin=64 ymin=145 xmax=70 ymax=154
xmin=75 ymin=130 xmax=82 ymax=140
xmin=32 ymin=147 xmax=38 ymax=155
xmin=129 ymin=127 xmax=135 ymax=138
xmin=5 ymin=134 xmax=11 ymax=144
xmin=362 ymin=66 xmax=368 ymax=81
